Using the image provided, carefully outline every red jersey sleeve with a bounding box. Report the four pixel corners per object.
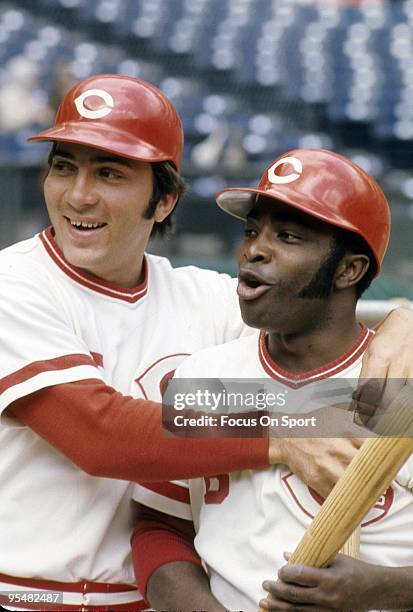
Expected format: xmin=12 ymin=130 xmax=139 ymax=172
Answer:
xmin=9 ymin=379 xmax=269 ymax=482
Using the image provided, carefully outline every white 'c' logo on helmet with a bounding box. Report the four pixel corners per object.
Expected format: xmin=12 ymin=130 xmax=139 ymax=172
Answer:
xmin=268 ymin=156 xmax=303 ymax=185
xmin=74 ymin=89 xmax=115 ymax=119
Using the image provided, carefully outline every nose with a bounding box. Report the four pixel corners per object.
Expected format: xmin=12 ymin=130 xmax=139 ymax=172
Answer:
xmin=242 ymin=231 xmax=272 ymax=264
xmin=65 ymin=170 xmax=99 ymax=209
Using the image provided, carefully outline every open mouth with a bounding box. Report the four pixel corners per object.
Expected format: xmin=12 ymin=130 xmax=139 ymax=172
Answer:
xmin=237 ymin=271 xmax=273 ymax=301
xmin=242 ymin=278 xmax=261 ymax=289
xmin=65 ymin=217 xmax=107 ymax=231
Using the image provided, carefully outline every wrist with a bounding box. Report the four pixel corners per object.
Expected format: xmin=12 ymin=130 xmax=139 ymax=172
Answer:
xmin=381 ymin=565 xmax=413 ymax=609
xmin=362 ymin=563 xmax=413 ymax=609
xmin=268 ymin=437 xmax=286 ymax=465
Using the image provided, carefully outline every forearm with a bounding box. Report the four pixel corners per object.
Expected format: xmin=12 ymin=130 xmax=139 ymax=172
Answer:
xmin=9 ymin=380 xmax=269 ymax=482
xmin=147 ymin=561 xmax=225 ymax=612
xmin=371 ymin=564 xmax=413 ymax=610
xmin=132 ymin=505 xmax=224 ymax=611
xmin=356 ymin=307 xmax=413 ymax=408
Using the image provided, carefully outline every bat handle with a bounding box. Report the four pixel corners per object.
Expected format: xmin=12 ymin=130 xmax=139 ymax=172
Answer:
xmin=339 ymin=527 xmax=361 ymax=612
xmin=257 ymin=527 xmax=360 ymax=612
xmin=340 ymin=525 xmax=360 ymax=558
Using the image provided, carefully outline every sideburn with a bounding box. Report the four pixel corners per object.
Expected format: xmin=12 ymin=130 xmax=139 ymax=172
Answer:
xmin=298 ymin=240 xmax=347 ymax=299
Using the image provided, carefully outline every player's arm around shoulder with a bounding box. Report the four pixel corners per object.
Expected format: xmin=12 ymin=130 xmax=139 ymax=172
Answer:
xmin=356 ymin=306 xmax=413 ymax=410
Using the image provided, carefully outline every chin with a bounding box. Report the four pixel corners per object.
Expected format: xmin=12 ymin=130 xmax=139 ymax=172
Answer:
xmin=239 ymin=303 xmax=266 ymax=330
xmin=241 ymin=301 xmax=294 ymax=334
xmin=62 ymin=246 xmax=100 ymax=272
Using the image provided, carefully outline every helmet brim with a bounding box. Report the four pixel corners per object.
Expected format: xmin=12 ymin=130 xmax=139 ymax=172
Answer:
xmin=217 ymin=186 xmax=363 ymax=231
xmin=28 ymin=121 xmax=174 ymax=165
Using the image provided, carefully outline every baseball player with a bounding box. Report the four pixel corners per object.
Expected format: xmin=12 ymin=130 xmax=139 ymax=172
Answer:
xmin=0 ymin=73 xmax=272 ymax=612
xmin=132 ymin=150 xmax=413 ymax=611
xmin=0 ymin=74 xmax=411 ymax=612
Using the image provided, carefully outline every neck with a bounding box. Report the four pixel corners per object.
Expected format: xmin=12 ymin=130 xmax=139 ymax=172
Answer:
xmin=83 ymin=255 xmax=146 ymax=288
xmin=266 ymin=301 xmax=361 ymax=374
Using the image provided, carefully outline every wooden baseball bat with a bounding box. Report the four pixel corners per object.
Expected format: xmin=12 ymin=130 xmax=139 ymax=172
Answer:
xmin=259 ymin=385 xmax=413 ymax=611
xmin=340 ymin=526 xmax=360 ymax=558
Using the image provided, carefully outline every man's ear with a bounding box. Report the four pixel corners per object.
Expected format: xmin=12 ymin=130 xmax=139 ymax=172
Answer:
xmin=334 ymin=254 xmax=370 ymax=290
xmin=154 ymin=193 xmax=178 ymax=223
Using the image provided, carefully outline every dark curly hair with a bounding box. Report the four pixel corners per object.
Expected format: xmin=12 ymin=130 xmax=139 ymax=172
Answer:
xmin=144 ymin=160 xmax=186 ymax=237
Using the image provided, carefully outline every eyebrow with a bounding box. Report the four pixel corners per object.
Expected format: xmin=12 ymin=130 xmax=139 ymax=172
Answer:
xmin=247 ymin=208 xmax=305 ymax=224
xmin=54 ymin=149 xmax=133 ymax=168
xmin=248 ymin=205 xmax=330 ymax=235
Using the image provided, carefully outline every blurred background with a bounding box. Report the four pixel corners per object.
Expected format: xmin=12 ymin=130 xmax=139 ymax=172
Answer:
xmin=0 ymin=0 xmax=413 ymax=298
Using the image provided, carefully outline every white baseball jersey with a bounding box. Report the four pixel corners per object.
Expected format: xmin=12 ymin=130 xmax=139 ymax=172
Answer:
xmin=133 ymin=328 xmax=413 ymax=611
xmin=0 ymin=226 xmax=250 ymax=609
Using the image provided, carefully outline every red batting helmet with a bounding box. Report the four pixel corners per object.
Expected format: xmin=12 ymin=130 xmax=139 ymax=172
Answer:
xmin=216 ymin=148 xmax=390 ymax=275
xmin=28 ymin=74 xmax=184 ymax=169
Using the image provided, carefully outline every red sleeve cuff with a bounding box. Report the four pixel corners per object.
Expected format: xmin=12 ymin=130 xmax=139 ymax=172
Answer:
xmin=131 ymin=505 xmax=202 ymax=601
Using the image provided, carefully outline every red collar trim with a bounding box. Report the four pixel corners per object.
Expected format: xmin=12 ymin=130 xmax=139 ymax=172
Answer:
xmin=258 ymin=324 xmax=372 ymax=388
xmin=40 ymin=227 xmax=148 ymax=304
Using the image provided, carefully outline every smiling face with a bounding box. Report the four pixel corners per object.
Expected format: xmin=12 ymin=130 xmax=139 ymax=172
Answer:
xmin=237 ymin=197 xmax=339 ymax=334
xmin=44 ymin=143 xmax=175 ymax=287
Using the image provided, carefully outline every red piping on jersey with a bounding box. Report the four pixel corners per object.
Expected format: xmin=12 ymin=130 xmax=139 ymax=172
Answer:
xmin=282 ymin=471 xmax=316 ymax=520
xmin=282 ymin=471 xmax=394 ymax=528
xmin=0 ymin=572 xmax=136 ymax=593
xmin=90 ymin=352 xmax=104 ymax=367
xmin=0 ymin=354 xmax=98 ymax=395
xmin=40 ymin=227 xmax=148 ymax=304
xmin=137 ymin=481 xmax=190 ymax=504
xmin=135 ymin=353 xmax=190 ymax=399
xmin=258 ymin=324 xmax=373 ymax=388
